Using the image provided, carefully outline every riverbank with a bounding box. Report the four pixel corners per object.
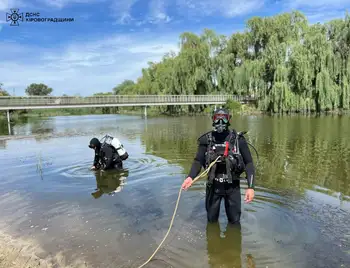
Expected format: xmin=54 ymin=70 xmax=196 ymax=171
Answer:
xmin=0 ymin=103 xmax=262 ymax=119
xmin=2 ymin=100 xmax=350 ymax=120
xmin=0 ymin=230 xmax=88 ymax=268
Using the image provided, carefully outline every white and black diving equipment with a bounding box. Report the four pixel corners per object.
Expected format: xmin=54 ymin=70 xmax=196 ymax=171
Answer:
xmin=202 ymin=129 xmax=259 ymax=186
xmin=205 ymin=129 xmax=244 ymax=184
xmin=100 ymin=134 xmax=129 ymax=161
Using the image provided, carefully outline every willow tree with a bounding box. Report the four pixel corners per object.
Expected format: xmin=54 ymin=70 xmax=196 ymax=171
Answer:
xmin=111 ymin=10 xmax=350 ymax=114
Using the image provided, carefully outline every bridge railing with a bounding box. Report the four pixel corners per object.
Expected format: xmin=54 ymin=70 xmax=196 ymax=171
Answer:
xmin=0 ymin=95 xmax=255 ymax=107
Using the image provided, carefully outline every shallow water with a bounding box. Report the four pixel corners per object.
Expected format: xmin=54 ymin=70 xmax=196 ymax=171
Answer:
xmin=0 ymin=113 xmax=350 ymax=268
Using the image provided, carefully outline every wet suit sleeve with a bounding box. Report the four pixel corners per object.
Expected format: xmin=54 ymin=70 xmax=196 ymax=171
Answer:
xmin=93 ymin=151 xmax=100 ymax=167
xmin=188 ymin=144 xmax=207 ymax=179
xmin=239 ymin=136 xmax=255 ymax=189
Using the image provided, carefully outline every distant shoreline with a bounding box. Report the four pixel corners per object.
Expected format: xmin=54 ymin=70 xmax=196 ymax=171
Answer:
xmin=1 ymin=107 xmax=349 ymax=120
xmin=2 ymin=106 xmax=334 ymax=119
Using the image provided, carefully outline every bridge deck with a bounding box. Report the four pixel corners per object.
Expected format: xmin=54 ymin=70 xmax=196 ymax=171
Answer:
xmin=0 ymin=95 xmax=255 ymax=110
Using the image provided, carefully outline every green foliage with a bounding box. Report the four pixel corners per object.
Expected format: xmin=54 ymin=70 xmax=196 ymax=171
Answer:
xmin=225 ymin=99 xmax=242 ymax=114
xmin=113 ymin=80 xmax=136 ymax=95
xmin=203 ymin=105 xmax=214 ymax=114
xmin=0 ymin=83 xmax=10 ymax=96
xmin=112 ymin=11 xmax=350 ymax=114
xmin=25 ymin=83 xmax=53 ymax=96
xmin=0 ymin=90 xmax=9 ymax=96
xmin=93 ymin=92 xmax=113 ymax=96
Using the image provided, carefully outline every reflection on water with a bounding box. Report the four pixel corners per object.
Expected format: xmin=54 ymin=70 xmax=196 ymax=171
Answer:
xmin=206 ymin=223 xmax=243 ymax=268
xmin=0 ymin=139 xmax=6 ymax=149
xmin=206 ymin=223 xmax=257 ymax=268
xmin=91 ymin=169 xmax=129 ymax=199
xmin=0 ymin=114 xmax=349 ymax=267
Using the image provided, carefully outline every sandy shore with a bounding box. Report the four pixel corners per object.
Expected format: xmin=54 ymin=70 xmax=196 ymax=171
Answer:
xmin=0 ymin=231 xmax=88 ymax=268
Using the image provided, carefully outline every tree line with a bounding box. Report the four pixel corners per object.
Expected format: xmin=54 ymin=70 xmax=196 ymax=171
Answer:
xmin=0 ymin=83 xmax=53 ymax=96
xmin=0 ymin=82 xmax=113 ymax=97
xmin=2 ymin=11 xmax=350 ymax=114
xmin=0 ymin=83 xmax=120 ymax=117
xmin=113 ymin=11 xmax=350 ymax=114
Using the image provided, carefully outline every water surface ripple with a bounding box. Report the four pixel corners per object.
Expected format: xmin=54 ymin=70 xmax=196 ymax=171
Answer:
xmin=0 ymin=114 xmax=349 ymax=268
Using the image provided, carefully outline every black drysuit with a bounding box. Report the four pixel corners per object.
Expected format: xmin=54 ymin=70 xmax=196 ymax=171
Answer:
xmin=188 ymin=129 xmax=255 ymax=224
xmin=93 ymin=144 xmax=123 ymax=170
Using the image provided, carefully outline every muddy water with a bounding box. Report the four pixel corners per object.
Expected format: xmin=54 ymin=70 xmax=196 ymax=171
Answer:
xmin=0 ymin=114 xmax=350 ymax=268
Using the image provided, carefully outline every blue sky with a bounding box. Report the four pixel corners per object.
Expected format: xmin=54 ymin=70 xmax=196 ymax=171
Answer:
xmin=0 ymin=0 xmax=349 ymax=96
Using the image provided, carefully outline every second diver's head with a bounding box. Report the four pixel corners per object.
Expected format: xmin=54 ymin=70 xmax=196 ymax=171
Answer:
xmin=89 ymin=137 xmax=101 ymax=150
xmin=212 ymin=108 xmax=230 ymax=133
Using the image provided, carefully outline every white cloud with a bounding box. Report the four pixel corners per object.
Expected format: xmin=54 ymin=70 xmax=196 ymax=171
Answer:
xmin=0 ymin=19 xmax=5 ymax=31
xmin=110 ymin=0 xmax=171 ymax=25
xmin=37 ymin=0 xmax=100 ymax=9
xmin=176 ymin=0 xmax=264 ymax=18
xmin=110 ymin=0 xmax=140 ymax=24
xmin=0 ymin=0 xmax=14 ymax=10
xmin=0 ymin=0 xmax=26 ymax=11
xmin=111 ymin=0 xmax=264 ymax=25
xmin=147 ymin=0 xmax=171 ymax=24
xmin=288 ymin=0 xmax=350 ymax=9
xmin=0 ymin=33 xmax=180 ymax=96
xmin=284 ymin=0 xmax=349 ymax=24
xmin=306 ymin=10 xmax=348 ymax=24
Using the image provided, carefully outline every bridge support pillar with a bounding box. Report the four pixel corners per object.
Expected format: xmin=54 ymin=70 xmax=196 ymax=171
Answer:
xmin=144 ymin=106 xmax=147 ymax=118
xmin=214 ymin=105 xmax=217 ymax=111
xmin=7 ymin=110 xmax=11 ymax=135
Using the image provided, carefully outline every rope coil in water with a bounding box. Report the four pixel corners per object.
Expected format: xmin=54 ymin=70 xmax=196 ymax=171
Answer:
xmin=136 ymin=156 xmax=221 ymax=268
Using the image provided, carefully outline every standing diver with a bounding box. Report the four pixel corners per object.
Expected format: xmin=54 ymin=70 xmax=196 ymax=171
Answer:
xmin=89 ymin=135 xmax=129 ymax=171
xmin=181 ymin=108 xmax=255 ymax=224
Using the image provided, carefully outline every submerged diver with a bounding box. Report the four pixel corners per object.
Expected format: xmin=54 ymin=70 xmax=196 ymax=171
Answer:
xmin=182 ymin=108 xmax=256 ymax=224
xmin=89 ymin=135 xmax=129 ymax=171
xmin=91 ymin=169 xmax=129 ymax=199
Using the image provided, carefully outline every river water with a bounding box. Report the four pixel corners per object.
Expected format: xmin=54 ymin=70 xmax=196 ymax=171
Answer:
xmin=0 ymin=114 xmax=349 ymax=268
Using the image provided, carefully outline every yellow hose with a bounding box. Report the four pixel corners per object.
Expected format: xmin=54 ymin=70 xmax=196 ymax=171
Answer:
xmin=137 ymin=156 xmax=221 ymax=268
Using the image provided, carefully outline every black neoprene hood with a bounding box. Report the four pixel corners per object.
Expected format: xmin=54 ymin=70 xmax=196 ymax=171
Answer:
xmin=89 ymin=137 xmax=101 ymax=148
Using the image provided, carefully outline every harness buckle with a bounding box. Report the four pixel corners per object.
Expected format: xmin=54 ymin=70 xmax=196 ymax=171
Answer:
xmin=214 ymin=174 xmax=228 ymax=183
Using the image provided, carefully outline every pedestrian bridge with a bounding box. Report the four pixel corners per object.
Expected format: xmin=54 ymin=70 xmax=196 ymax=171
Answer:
xmin=0 ymin=94 xmax=256 ymax=135
xmin=0 ymin=95 xmax=255 ymax=110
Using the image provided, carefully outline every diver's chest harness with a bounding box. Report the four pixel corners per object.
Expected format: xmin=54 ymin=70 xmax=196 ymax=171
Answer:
xmin=204 ymin=130 xmax=245 ymax=184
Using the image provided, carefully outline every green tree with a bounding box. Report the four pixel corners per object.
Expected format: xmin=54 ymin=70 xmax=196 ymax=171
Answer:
xmin=25 ymin=83 xmax=53 ymax=96
xmin=113 ymin=80 xmax=135 ymax=95
xmin=0 ymin=83 xmax=10 ymax=96
xmin=93 ymin=92 xmax=113 ymax=96
xmin=117 ymin=11 xmax=350 ymax=114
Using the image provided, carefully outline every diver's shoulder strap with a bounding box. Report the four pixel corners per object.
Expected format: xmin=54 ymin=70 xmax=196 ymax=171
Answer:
xmin=233 ymin=129 xmax=248 ymax=154
xmin=197 ymin=131 xmax=213 ymax=146
xmin=227 ymin=129 xmax=237 ymax=145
